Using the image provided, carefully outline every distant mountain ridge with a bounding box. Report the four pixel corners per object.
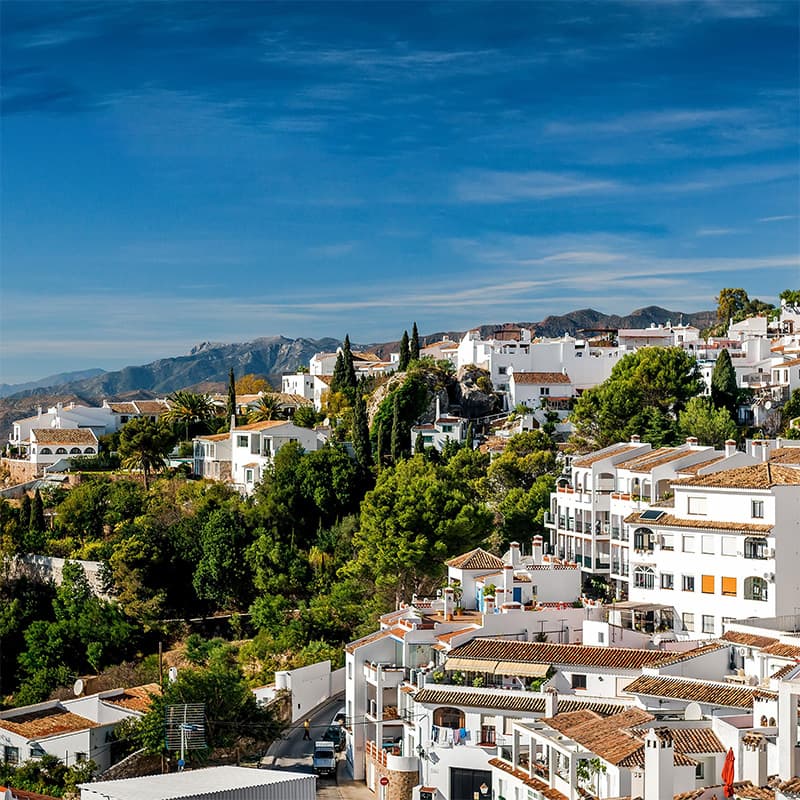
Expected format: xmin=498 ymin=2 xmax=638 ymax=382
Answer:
xmin=0 ymin=367 xmax=107 ymax=399
xmin=0 ymin=305 xmax=713 ymax=437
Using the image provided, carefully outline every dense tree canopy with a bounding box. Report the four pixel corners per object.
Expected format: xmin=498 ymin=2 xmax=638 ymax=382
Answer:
xmin=571 ymin=348 xmax=704 ymax=449
xmin=118 ymin=417 xmax=175 ymax=489
xmin=710 ymin=349 xmax=738 ymax=418
xmin=679 ymin=397 xmax=738 ymax=447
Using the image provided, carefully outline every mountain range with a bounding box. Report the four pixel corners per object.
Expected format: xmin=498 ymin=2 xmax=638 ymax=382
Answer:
xmin=0 ymin=305 xmax=715 ymax=437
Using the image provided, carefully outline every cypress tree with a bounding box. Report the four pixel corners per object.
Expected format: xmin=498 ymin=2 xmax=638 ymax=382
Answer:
xmin=391 ymin=394 xmax=402 ymax=463
xmin=398 ymin=331 xmax=410 ymax=371
xmin=376 ymin=422 xmax=385 ymax=469
xmin=414 ymin=431 xmax=426 ymax=456
xmin=465 ymin=422 xmax=474 ymax=451
xmin=331 ymin=351 xmax=347 ymax=394
xmin=352 ymin=389 xmax=373 ymax=471
xmin=410 ymin=322 xmax=420 ymax=362
xmin=18 ymin=494 xmax=31 ymax=530
xmin=30 ymin=488 xmax=45 ymax=534
xmin=226 ymin=368 xmax=237 ymax=421
xmin=343 ymin=334 xmax=357 ymax=391
xmin=711 ymin=349 xmax=738 ymax=417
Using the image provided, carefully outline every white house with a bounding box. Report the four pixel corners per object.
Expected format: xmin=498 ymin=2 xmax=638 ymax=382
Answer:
xmin=192 ymin=432 xmax=232 ymax=482
xmin=230 ymin=419 xmax=319 ymax=493
xmin=624 ymin=462 xmax=800 ymax=639
xmin=0 ymin=685 xmax=158 ymax=773
xmin=409 ymin=399 xmax=467 ymax=453
xmin=508 ymin=370 xmax=574 ymax=413
xmin=28 ymin=428 xmax=98 ymax=468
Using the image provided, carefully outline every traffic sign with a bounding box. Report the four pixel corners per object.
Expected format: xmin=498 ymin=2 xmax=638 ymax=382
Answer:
xmin=380 ymin=776 xmax=389 ymax=786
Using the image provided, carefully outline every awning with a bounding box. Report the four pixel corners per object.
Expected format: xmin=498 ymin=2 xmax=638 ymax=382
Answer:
xmin=445 ymin=657 xmax=500 ymax=673
xmin=495 ymin=661 xmax=550 ymax=678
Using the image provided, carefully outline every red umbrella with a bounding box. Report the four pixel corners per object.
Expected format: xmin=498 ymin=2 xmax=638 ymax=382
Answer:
xmin=721 ymin=747 xmax=735 ymax=798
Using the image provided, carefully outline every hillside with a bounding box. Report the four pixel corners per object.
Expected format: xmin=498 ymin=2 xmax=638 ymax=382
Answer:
xmin=0 ymin=305 xmax=713 ymax=436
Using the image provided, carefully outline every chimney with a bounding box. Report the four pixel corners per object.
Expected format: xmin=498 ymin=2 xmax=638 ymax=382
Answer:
xmin=509 ymin=542 xmax=521 ymax=568
xmin=484 ymin=595 xmax=495 ymax=616
xmin=494 ymin=587 xmax=506 ymax=608
xmin=532 ymin=535 xmax=544 ymax=565
xmin=742 ymin=733 xmax=767 ymax=786
xmin=443 ymin=586 xmax=455 ymax=620
xmin=685 ymin=436 xmax=698 ymax=446
xmin=776 ymin=436 xmax=783 ymax=451
xmin=435 ymin=395 xmax=441 ymax=421
xmin=760 ymin=442 xmax=769 ymax=462
xmin=644 ymin=729 xmax=674 ymax=800
xmin=725 ymin=439 xmax=737 ymax=457
xmin=631 ymin=434 xmax=641 ymax=444
xmin=544 ymin=687 xmax=558 ymax=718
xmin=503 ymin=563 xmax=514 ymax=596
xmin=231 ymin=414 xmax=237 ymax=431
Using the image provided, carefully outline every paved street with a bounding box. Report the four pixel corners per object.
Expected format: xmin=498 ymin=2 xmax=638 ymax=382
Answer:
xmin=263 ymin=694 xmax=372 ymax=798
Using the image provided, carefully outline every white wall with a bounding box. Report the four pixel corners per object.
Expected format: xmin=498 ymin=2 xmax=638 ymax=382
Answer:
xmin=277 ymin=660 xmax=338 ymax=723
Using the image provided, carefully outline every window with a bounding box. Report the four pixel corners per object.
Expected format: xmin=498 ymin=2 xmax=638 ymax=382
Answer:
xmin=84 ymin=447 xmax=95 ymax=454
xmin=744 ymin=538 xmax=767 ymax=559
xmin=695 ymin=762 xmax=705 ymax=780
xmin=721 ymin=537 xmax=737 ymax=556
xmin=661 ymin=534 xmax=674 ymax=551
xmin=40 ymin=447 xmax=52 ymax=455
xmin=571 ymin=674 xmax=587 ymax=690
xmin=633 ymin=528 xmax=654 ymax=552
xmin=688 ymin=496 xmax=707 ymax=516
xmin=441 ymin=424 xmax=453 ymax=433
xmin=721 ymin=576 xmax=737 ymax=597
xmin=498 ymin=366 xmax=507 ymax=375
xmin=682 ymin=612 xmax=694 ymax=632
xmin=55 ymin=447 xmax=67 ymax=454
xmin=752 ymin=500 xmax=764 ymax=519
xmin=245 ymin=469 xmax=254 ymax=483
xmin=744 ymin=576 xmax=768 ymax=601
xmin=683 ymin=536 xmax=695 ymax=556
xmin=634 ymin=566 xmax=655 ymax=590
xmin=661 ymin=573 xmax=674 ymax=590
xmin=701 ymin=536 xmax=715 ymax=555
xmin=701 ymin=575 xmax=715 ymax=594
xmin=540 ymin=387 xmax=550 ymax=396
xmin=70 ymin=447 xmax=81 ymax=454
xmin=237 ymin=435 xmax=248 ymax=448
xmin=598 ymin=632 xmax=605 ymax=643
xmin=4 ymin=746 xmax=19 ymax=765
xmin=702 ymin=615 xmax=715 ymax=634
xmin=682 ymin=575 xmax=695 ymax=592
xmin=433 ymin=707 xmax=465 ymax=728
xmin=75 ymin=752 xmax=87 ymax=763
xmin=29 ymin=744 xmax=45 ymax=759
xmin=348 ymin=662 xmax=352 ymax=680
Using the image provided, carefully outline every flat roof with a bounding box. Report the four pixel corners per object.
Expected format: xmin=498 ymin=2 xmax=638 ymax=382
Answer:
xmin=79 ymin=766 xmax=314 ymax=800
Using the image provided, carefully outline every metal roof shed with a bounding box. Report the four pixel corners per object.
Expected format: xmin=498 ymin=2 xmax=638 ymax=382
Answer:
xmin=79 ymin=766 xmax=315 ymax=800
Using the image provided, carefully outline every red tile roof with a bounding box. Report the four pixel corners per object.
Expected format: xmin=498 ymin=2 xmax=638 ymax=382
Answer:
xmin=0 ymin=707 xmax=97 ymax=739
xmin=445 ymin=548 xmax=505 ymax=571
xmin=572 ymin=444 xmax=640 ymax=468
xmin=721 ymin=631 xmax=779 ymax=648
xmin=676 ymin=463 xmax=800 ymax=489
xmin=623 ymin=675 xmax=776 ymax=709
xmin=512 ymin=372 xmax=571 ymax=385
xmin=101 ymin=684 xmax=161 ymax=713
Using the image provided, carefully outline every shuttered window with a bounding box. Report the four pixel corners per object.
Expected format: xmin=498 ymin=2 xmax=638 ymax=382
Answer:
xmin=701 ymin=574 xmax=715 ymax=594
xmin=721 ymin=577 xmax=737 ymax=597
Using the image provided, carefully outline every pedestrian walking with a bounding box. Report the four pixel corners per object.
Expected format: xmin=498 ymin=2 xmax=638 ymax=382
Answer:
xmin=303 ymin=718 xmax=311 ymax=740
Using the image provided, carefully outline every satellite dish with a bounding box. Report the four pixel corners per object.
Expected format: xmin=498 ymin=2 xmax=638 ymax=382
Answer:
xmin=684 ymin=702 xmax=702 ymax=721
xmin=73 ymin=679 xmax=84 ymax=696
xmin=168 ymin=667 xmax=178 ymax=683
xmin=765 ymin=401 xmax=772 ymax=409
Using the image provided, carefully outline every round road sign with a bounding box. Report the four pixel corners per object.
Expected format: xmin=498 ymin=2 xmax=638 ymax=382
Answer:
xmin=380 ymin=776 xmax=389 ymax=786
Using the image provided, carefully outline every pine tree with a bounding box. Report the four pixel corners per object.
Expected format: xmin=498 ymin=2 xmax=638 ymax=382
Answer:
xmin=376 ymin=422 xmax=385 ymax=469
xmin=226 ymin=368 xmax=237 ymax=421
xmin=343 ymin=334 xmax=357 ymax=391
xmin=711 ymin=349 xmax=738 ymax=417
xmin=410 ymin=322 xmax=420 ymax=362
xmin=352 ymin=388 xmax=373 ymax=472
xmin=398 ymin=331 xmax=410 ymax=371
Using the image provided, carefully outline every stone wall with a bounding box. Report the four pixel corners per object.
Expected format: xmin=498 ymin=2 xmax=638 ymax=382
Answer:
xmin=1 ymin=457 xmax=39 ymax=486
xmin=367 ymin=743 xmax=419 ymax=800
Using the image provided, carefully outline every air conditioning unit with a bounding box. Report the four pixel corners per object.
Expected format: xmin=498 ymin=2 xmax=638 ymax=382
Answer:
xmin=763 ymin=572 xmax=775 ymax=582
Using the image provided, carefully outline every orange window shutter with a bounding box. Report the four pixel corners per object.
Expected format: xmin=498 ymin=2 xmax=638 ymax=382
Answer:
xmin=722 ymin=577 xmax=737 ymax=596
xmin=702 ymin=574 xmax=715 ymax=593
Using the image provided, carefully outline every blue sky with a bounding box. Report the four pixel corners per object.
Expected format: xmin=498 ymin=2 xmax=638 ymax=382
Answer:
xmin=1 ymin=0 xmax=798 ymax=383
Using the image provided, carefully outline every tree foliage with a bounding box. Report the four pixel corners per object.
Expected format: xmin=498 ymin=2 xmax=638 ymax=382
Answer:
xmin=710 ymin=349 xmax=738 ymax=417
xmin=678 ymin=397 xmax=738 ymax=447
xmin=398 ymin=330 xmax=410 ymax=371
xmin=571 ymin=348 xmax=703 ymax=449
xmin=118 ymin=417 xmax=175 ymax=489
xmin=236 ymin=374 xmax=272 ymax=394
xmin=165 ymin=391 xmax=215 ymax=441
xmin=410 ymin=322 xmax=420 ymax=362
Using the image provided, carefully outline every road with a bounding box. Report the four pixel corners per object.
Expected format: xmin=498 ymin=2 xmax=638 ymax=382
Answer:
xmin=264 ymin=694 xmax=372 ymax=799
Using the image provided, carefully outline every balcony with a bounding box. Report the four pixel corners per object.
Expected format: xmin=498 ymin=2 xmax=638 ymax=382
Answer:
xmin=611 ymin=525 xmax=621 ymax=540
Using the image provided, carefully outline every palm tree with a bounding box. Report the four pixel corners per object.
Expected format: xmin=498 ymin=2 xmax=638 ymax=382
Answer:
xmin=248 ymin=394 xmax=282 ymax=423
xmin=165 ymin=390 xmax=214 ymax=441
xmin=118 ymin=417 xmax=174 ymax=490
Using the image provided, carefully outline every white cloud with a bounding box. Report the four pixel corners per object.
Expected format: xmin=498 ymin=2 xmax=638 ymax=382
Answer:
xmin=758 ymin=214 xmax=797 ymax=223
xmin=454 ymin=170 xmax=621 ymax=203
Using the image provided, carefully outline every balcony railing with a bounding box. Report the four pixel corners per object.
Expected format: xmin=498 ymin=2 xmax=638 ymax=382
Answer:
xmin=611 ymin=525 xmax=621 ymax=539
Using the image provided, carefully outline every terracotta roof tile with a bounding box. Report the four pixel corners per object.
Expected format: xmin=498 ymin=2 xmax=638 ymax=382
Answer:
xmin=436 ymin=627 xmax=479 ymax=644
xmin=488 ymin=757 xmax=568 ymax=800
xmin=411 ymin=688 xmax=628 ymax=717
xmin=721 ymin=632 xmax=779 ymax=648
xmin=445 ymin=548 xmax=505 ymax=571
xmin=778 ymin=778 xmax=800 ymax=795
xmin=132 ymin=400 xmax=170 ymax=414
xmin=345 ymin=626 xmax=405 ymax=654
xmin=512 ymin=372 xmax=571 ymax=385
xmin=678 ymin=455 xmax=726 ymax=475
xmin=232 ymin=420 xmax=290 ymax=432
xmin=760 ymin=642 xmax=800 ymax=658
xmin=616 ymin=447 xmax=686 ymax=472
xmin=572 ymin=444 xmax=640 ymax=468
xmin=31 ymin=428 xmax=98 ymax=445
xmin=196 ymin=432 xmax=230 ymax=442
xmin=623 ymin=675 xmax=776 ymax=709
xmin=769 ymin=448 xmax=800 ymax=465
xmin=0 ymin=789 xmax=61 ymax=800
xmin=102 ymin=684 xmax=160 ymax=713
xmin=108 ymin=402 xmax=138 ymax=413
xmin=676 ymin=463 xmax=800 ymax=489
xmin=0 ymin=708 xmax=98 ymax=739
xmin=624 ymin=510 xmax=772 ymax=535
xmin=446 ymin=638 xmax=720 ymax=670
